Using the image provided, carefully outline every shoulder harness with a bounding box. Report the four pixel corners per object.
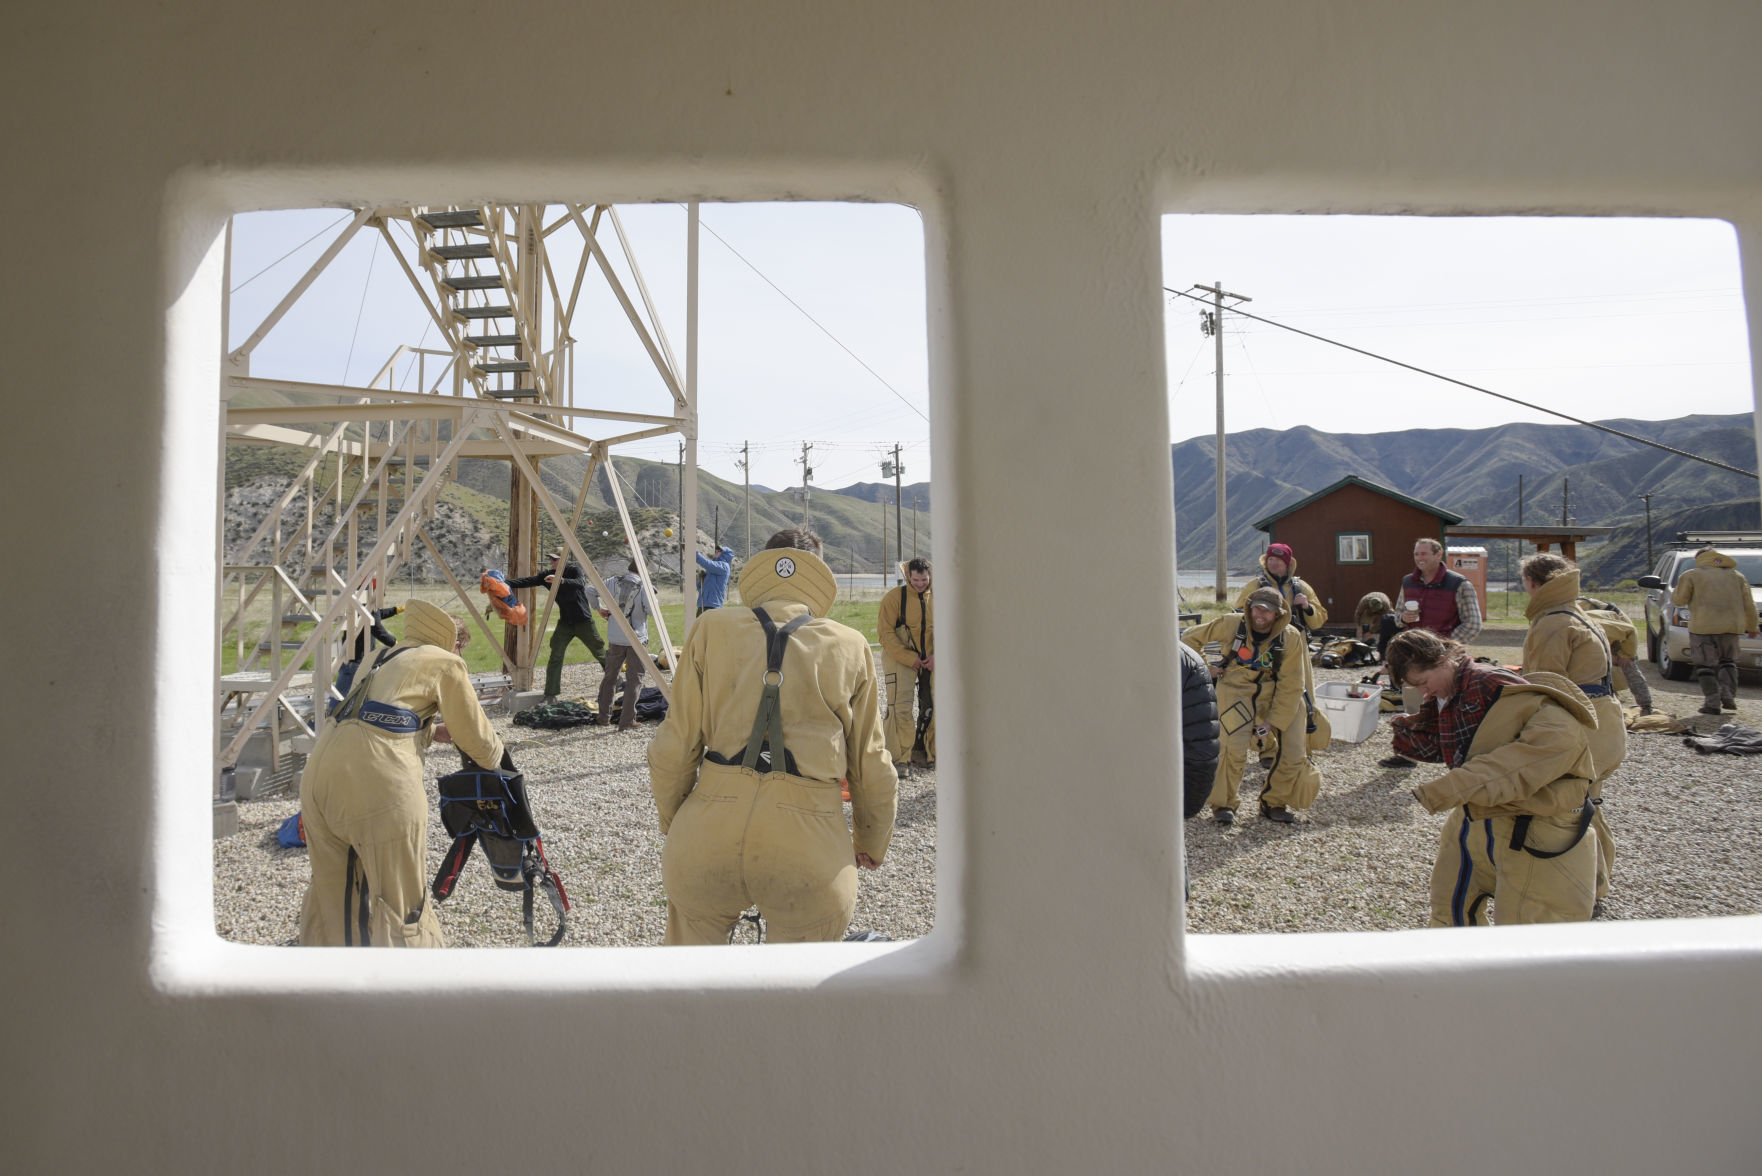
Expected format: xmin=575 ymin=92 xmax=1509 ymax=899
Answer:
xmin=704 ymin=606 xmax=813 ymax=776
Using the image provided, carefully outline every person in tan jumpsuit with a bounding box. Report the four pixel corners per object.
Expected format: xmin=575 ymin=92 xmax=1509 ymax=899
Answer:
xmin=1232 ymin=543 xmax=1328 ymax=763
xmin=1387 ymin=629 xmax=1599 ymax=926
xmin=876 ymin=557 xmax=934 ymax=769
xmin=1672 ymin=545 xmax=1761 ymax=714
xmin=298 ymin=599 xmax=504 ymax=947
xmin=1521 ymin=553 xmax=1623 ymax=905
xmin=1180 ymin=587 xmax=1322 ymax=824
xmin=648 ymin=529 xmax=899 ymax=945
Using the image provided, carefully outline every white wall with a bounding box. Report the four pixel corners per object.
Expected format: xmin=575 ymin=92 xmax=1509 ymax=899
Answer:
xmin=7 ymin=3 xmax=1762 ymax=1171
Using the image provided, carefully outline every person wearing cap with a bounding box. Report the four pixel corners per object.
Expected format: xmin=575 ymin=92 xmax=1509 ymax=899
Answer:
xmin=505 ymin=548 xmax=606 ymax=703
xmin=1232 ymin=542 xmax=1328 ymax=762
xmin=648 ymin=528 xmax=898 ymax=944
xmin=1671 ymin=544 xmax=1760 ymax=715
xmin=590 ymin=561 xmax=654 ymax=730
xmin=298 ymin=599 xmax=504 ymax=947
xmin=695 ymin=543 xmax=735 ymax=616
xmin=877 ymin=556 xmax=935 ymax=770
xmin=1180 ymin=587 xmax=1322 ymax=825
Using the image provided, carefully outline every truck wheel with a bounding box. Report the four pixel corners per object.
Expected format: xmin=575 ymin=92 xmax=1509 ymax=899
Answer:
xmin=1659 ymin=638 xmax=1692 ymax=682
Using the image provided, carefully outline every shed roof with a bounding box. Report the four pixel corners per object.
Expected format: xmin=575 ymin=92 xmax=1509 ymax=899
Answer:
xmin=1252 ymin=474 xmax=1465 ymax=531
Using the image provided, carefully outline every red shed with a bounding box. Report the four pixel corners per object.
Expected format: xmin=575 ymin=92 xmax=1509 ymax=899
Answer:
xmin=1251 ymin=475 xmax=1464 ymax=629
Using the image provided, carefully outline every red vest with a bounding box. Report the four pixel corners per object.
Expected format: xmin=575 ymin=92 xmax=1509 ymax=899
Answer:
xmin=1402 ymin=567 xmax=1466 ymax=637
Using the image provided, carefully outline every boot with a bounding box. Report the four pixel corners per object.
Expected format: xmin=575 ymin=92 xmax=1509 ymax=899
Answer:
xmin=1699 ymin=673 xmax=1722 ymax=715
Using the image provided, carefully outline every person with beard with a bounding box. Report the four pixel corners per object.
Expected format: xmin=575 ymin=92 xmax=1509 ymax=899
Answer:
xmin=1181 ymin=587 xmax=1322 ymax=825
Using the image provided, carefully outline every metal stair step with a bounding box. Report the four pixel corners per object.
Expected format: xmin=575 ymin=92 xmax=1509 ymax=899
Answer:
xmin=474 ymin=361 xmax=531 ymax=374
xmin=429 ymin=243 xmax=493 ymax=261
xmin=418 ymin=210 xmax=484 ymax=229
xmin=452 ymin=304 xmax=512 ymax=319
xmin=465 ymin=334 xmax=520 ymax=347
xmin=442 ymin=273 xmax=504 ymax=291
xmin=481 ymin=387 xmax=541 ymax=399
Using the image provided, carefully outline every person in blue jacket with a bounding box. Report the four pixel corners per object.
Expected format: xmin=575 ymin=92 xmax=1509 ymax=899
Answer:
xmin=695 ymin=544 xmax=734 ymax=616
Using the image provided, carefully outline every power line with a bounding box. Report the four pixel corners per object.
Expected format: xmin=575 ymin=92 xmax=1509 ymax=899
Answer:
xmin=229 ymin=211 xmax=355 ymax=294
xmin=690 ymin=209 xmax=930 ymax=424
xmin=1164 ymin=285 xmax=1758 ymax=481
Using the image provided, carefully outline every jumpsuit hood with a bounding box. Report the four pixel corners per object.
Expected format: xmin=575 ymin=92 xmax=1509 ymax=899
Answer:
xmin=402 ymin=599 xmax=458 ymax=649
xmin=1523 ymin=567 xmax=1583 ymax=621
xmin=1696 ymin=547 xmax=1739 ymax=570
xmin=1500 ymin=669 xmax=1598 ymax=729
xmin=739 ymin=546 xmax=837 ymax=617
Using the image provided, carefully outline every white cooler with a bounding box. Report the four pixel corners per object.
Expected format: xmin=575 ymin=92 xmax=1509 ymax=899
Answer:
xmin=1315 ymin=681 xmax=1381 ymax=744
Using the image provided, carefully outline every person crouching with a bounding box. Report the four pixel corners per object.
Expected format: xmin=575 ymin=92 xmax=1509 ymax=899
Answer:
xmin=1386 ymin=629 xmax=1600 ymax=926
xmin=1179 ymin=587 xmax=1321 ymax=825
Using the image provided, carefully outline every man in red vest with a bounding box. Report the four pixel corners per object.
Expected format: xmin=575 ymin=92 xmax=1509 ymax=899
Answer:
xmin=1382 ymin=537 xmax=1484 ymax=768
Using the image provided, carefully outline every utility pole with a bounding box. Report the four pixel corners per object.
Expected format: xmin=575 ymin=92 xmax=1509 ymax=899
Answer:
xmin=1518 ymin=474 xmax=1524 ymax=525
xmin=678 ymin=440 xmax=685 ymax=579
xmin=736 ymin=440 xmax=750 ymax=559
xmin=797 ymin=442 xmax=814 ymax=528
xmin=881 ymin=498 xmax=887 ymax=583
xmin=1561 ymin=477 xmax=1569 ymax=526
xmin=1197 ymin=280 xmax=1250 ymax=600
xmin=1638 ymin=492 xmax=1655 ymax=570
xmin=882 ymin=444 xmax=905 ymax=576
xmin=913 ymin=494 xmax=919 ymax=559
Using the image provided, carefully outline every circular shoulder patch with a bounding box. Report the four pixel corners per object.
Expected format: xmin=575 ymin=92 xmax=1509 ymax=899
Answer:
xmin=776 ymin=556 xmax=797 ymax=578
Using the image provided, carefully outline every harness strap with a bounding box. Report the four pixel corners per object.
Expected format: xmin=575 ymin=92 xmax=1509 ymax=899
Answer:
xmin=333 ymin=645 xmax=423 ymax=731
xmin=1541 ymin=606 xmax=1618 ymax=697
xmin=738 ymin=607 xmax=812 ymax=773
xmin=344 ymin=846 xmax=371 ymax=946
xmin=1508 ymin=800 xmax=1598 ymax=860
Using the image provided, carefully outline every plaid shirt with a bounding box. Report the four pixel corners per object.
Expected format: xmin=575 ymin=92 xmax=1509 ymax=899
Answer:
xmin=1392 ymin=661 xmax=1527 ymax=767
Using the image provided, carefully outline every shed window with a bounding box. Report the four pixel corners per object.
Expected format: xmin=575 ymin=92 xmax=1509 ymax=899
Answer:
xmin=1337 ymin=532 xmax=1371 ymax=564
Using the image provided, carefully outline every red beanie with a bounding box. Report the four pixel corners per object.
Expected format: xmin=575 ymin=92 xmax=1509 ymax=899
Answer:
xmin=1266 ymin=543 xmax=1295 ymax=563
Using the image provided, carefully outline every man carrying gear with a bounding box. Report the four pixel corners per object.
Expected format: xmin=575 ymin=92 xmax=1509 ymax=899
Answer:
xmin=504 ymin=548 xmax=606 ymax=704
xmin=1232 ymin=541 xmax=1328 ymax=763
xmin=1386 ymin=629 xmax=1600 ymax=926
xmin=877 ymin=556 xmax=935 ymax=771
xmin=1180 ymin=587 xmax=1322 ymax=825
xmin=298 ymin=599 xmax=504 ymax=947
xmin=1672 ymin=545 xmax=1760 ymax=715
xmin=1520 ymin=553 xmax=1624 ymax=907
xmin=648 ymin=529 xmax=898 ymax=945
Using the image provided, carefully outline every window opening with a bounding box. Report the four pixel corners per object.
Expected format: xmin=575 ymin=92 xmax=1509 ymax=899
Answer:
xmin=214 ymin=201 xmax=935 ymax=950
xmin=1165 ymin=214 xmax=1757 ymax=933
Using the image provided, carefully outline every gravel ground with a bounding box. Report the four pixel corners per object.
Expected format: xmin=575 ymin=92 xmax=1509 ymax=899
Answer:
xmin=1186 ymin=629 xmax=1762 ymax=930
xmin=215 ymin=657 xmax=937 ymax=947
xmin=216 ymin=629 xmax=1762 ymax=945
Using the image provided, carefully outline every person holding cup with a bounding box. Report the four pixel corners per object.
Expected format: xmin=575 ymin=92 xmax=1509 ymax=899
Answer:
xmin=1380 ymin=537 xmax=1484 ymax=768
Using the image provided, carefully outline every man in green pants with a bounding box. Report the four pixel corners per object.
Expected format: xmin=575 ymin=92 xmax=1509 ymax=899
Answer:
xmin=506 ymin=548 xmax=607 ymax=702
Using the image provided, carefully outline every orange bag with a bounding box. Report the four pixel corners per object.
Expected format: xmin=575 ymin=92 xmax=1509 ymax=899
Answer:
xmin=480 ymin=570 xmax=529 ymax=627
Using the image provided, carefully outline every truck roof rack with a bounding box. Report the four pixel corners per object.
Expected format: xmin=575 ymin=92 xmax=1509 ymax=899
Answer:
xmin=1672 ymin=531 xmax=1762 ymax=545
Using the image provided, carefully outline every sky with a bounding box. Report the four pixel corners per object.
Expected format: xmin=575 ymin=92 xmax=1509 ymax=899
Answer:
xmin=1161 ymin=215 xmax=1754 ymax=445
xmin=227 ymin=207 xmax=1755 ymax=490
xmin=227 ymin=202 xmax=933 ymax=493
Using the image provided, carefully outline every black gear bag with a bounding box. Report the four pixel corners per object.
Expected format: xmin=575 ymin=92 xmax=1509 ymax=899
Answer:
xmin=431 ymin=749 xmax=569 ymax=946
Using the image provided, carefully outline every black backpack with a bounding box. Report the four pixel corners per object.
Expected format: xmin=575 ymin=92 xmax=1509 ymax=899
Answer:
xmin=431 ymin=749 xmax=569 ymax=946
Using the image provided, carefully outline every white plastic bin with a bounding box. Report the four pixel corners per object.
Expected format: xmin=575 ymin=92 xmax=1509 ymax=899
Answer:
xmin=1315 ymin=681 xmax=1381 ymax=744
